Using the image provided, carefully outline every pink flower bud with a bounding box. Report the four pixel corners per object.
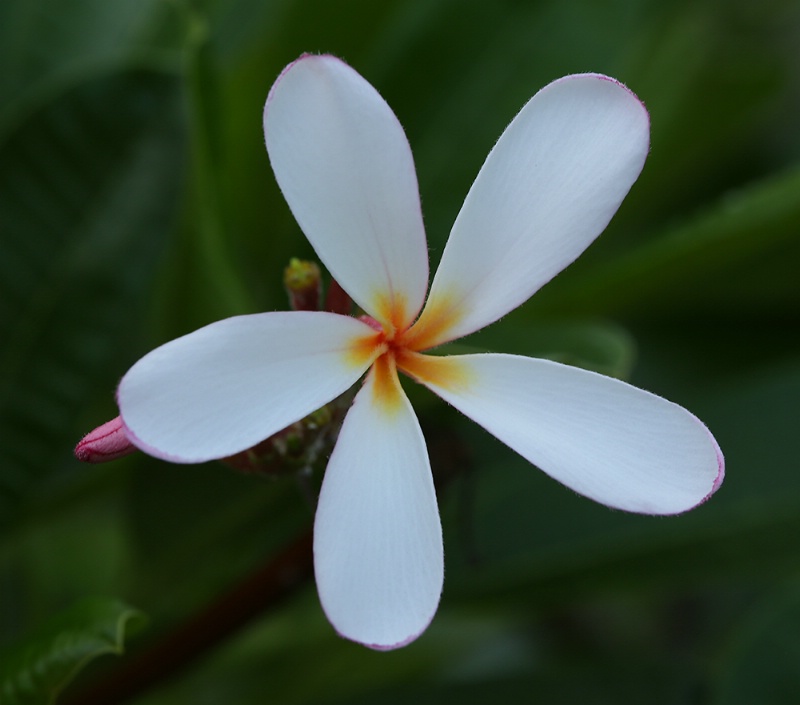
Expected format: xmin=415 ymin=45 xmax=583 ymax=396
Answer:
xmin=74 ymin=416 xmax=137 ymax=463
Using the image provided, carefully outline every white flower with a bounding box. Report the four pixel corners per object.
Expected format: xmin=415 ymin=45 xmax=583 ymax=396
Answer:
xmin=117 ymin=54 xmax=724 ymax=650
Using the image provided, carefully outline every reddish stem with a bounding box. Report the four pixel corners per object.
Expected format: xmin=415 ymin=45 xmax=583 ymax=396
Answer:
xmin=65 ymin=530 xmax=314 ymax=705
xmin=325 ymin=278 xmax=352 ymax=315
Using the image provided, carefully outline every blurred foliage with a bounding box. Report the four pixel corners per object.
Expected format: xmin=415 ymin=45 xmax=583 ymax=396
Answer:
xmin=0 ymin=597 xmax=144 ymax=705
xmin=1 ymin=0 xmax=799 ymax=703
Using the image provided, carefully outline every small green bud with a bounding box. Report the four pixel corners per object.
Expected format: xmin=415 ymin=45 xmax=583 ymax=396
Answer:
xmin=284 ymin=258 xmax=322 ymax=311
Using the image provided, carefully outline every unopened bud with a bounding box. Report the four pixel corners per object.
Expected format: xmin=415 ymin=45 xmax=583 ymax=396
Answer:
xmin=284 ymin=258 xmax=322 ymax=311
xmin=75 ymin=416 xmax=137 ymax=463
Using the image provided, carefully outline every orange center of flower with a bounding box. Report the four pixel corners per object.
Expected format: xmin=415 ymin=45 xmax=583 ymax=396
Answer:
xmin=350 ymin=299 xmax=471 ymax=413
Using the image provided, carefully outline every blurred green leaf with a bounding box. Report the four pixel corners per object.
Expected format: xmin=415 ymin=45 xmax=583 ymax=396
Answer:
xmin=325 ymin=665 xmax=687 ymax=705
xmin=179 ymin=3 xmax=255 ymax=320
xmin=711 ymin=581 xmax=800 ymax=705
xmin=533 ymin=163 xmax=800 ymax=319
xmin=0 ymin=597 xmax=145 ymax=705
xmin=126 ymin=591 xmax=693 ymax=705
xmin=401 ymin=337 xmax=800 ymax=704
xmin=0 ymin=70 xmax=186 ymax=529
xmin=458 ymin=318 xmax=636 ymax=379
xmin=409 ymin=318 xmax=637 ymax=411
xmin=124 ymin=460 xmax=309 ymax=617
xmin=442 ymin=342 xmax=800 ymax=608
xmin=120 ymin=594 xmax=514 ymax=705
xmin=622 ymin=0 xmax=792 ymax=223
xmin=0 ymin=0 xmax=182 ymax=143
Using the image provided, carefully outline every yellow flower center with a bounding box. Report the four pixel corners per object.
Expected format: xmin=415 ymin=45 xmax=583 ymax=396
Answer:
xmin=349 ymin=298 xmax=471 ymax=413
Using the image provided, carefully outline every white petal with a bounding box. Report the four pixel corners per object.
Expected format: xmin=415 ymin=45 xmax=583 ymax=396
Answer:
xmin=314 ymin=356 xmax=443 ymax=649
xmin=409 ymin=74 xmax=650 ymax=349
xmin=264 ymin=54 xmax=429 ymax=333
xmin=408 ymin=353 xmax=723 ymax=515
xmin=118 ymin=312 xmax=378 ymax=463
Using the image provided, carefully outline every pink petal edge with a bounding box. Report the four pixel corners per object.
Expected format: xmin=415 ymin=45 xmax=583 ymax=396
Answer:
xmin=552 ymin=72 xmax=651 ymax=156
xmin=577 ymin=72 xmax=651 ymax=131
xmin=265 ymin=53 xmax=361 ymax=133
xmin=701 ymin=421 xmax=726 ymax=502
xmin=327 ymin=607 xmax=438 ymax=652
xmin=661 ymin=411 xmax=725 ymax=516
xmin=116 ymin=413 xmax=200 ymax=464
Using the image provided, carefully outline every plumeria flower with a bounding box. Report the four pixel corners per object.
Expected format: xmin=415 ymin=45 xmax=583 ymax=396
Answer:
xmin=115 ymin=54 xmax=723 ymax=650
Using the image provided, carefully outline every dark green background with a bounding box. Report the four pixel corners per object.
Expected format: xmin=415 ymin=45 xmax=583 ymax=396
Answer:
xmin=2 ymin=0 xmax=799 ymax=702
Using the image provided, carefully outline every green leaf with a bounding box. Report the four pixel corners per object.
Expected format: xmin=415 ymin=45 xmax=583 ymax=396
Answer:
xmin=322 ymin=666 xmax=686 ymax=705
xmin=0 ymin=69 xmax=186 ymax=529
xmin=533 ymin=163 xmax=800 ymax=319
xmin=0 ymin=597 xmax=146 ymax=705
xmin=124 ymin=459 xmax=308 ymax=617
xmin=711 ymin=582 xmax=800 ymax=705
xmin=0 ymin=0 xmax=182 ymax=143
xmin=442 ymin=339 xmax=800 ymax=608
xmin=458 ymin=317 xmax=636 ymax=379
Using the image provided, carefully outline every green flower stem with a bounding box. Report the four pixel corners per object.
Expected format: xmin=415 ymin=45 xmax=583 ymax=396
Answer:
xmin=183 ymin=5 xmax=253 ymax=315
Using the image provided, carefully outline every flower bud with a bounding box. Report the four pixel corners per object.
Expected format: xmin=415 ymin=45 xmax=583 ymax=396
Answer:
xmin=283 ymin=258 xmax=322 ymax=311
xmin=74 ymin=416 xmax=137 ymax=463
